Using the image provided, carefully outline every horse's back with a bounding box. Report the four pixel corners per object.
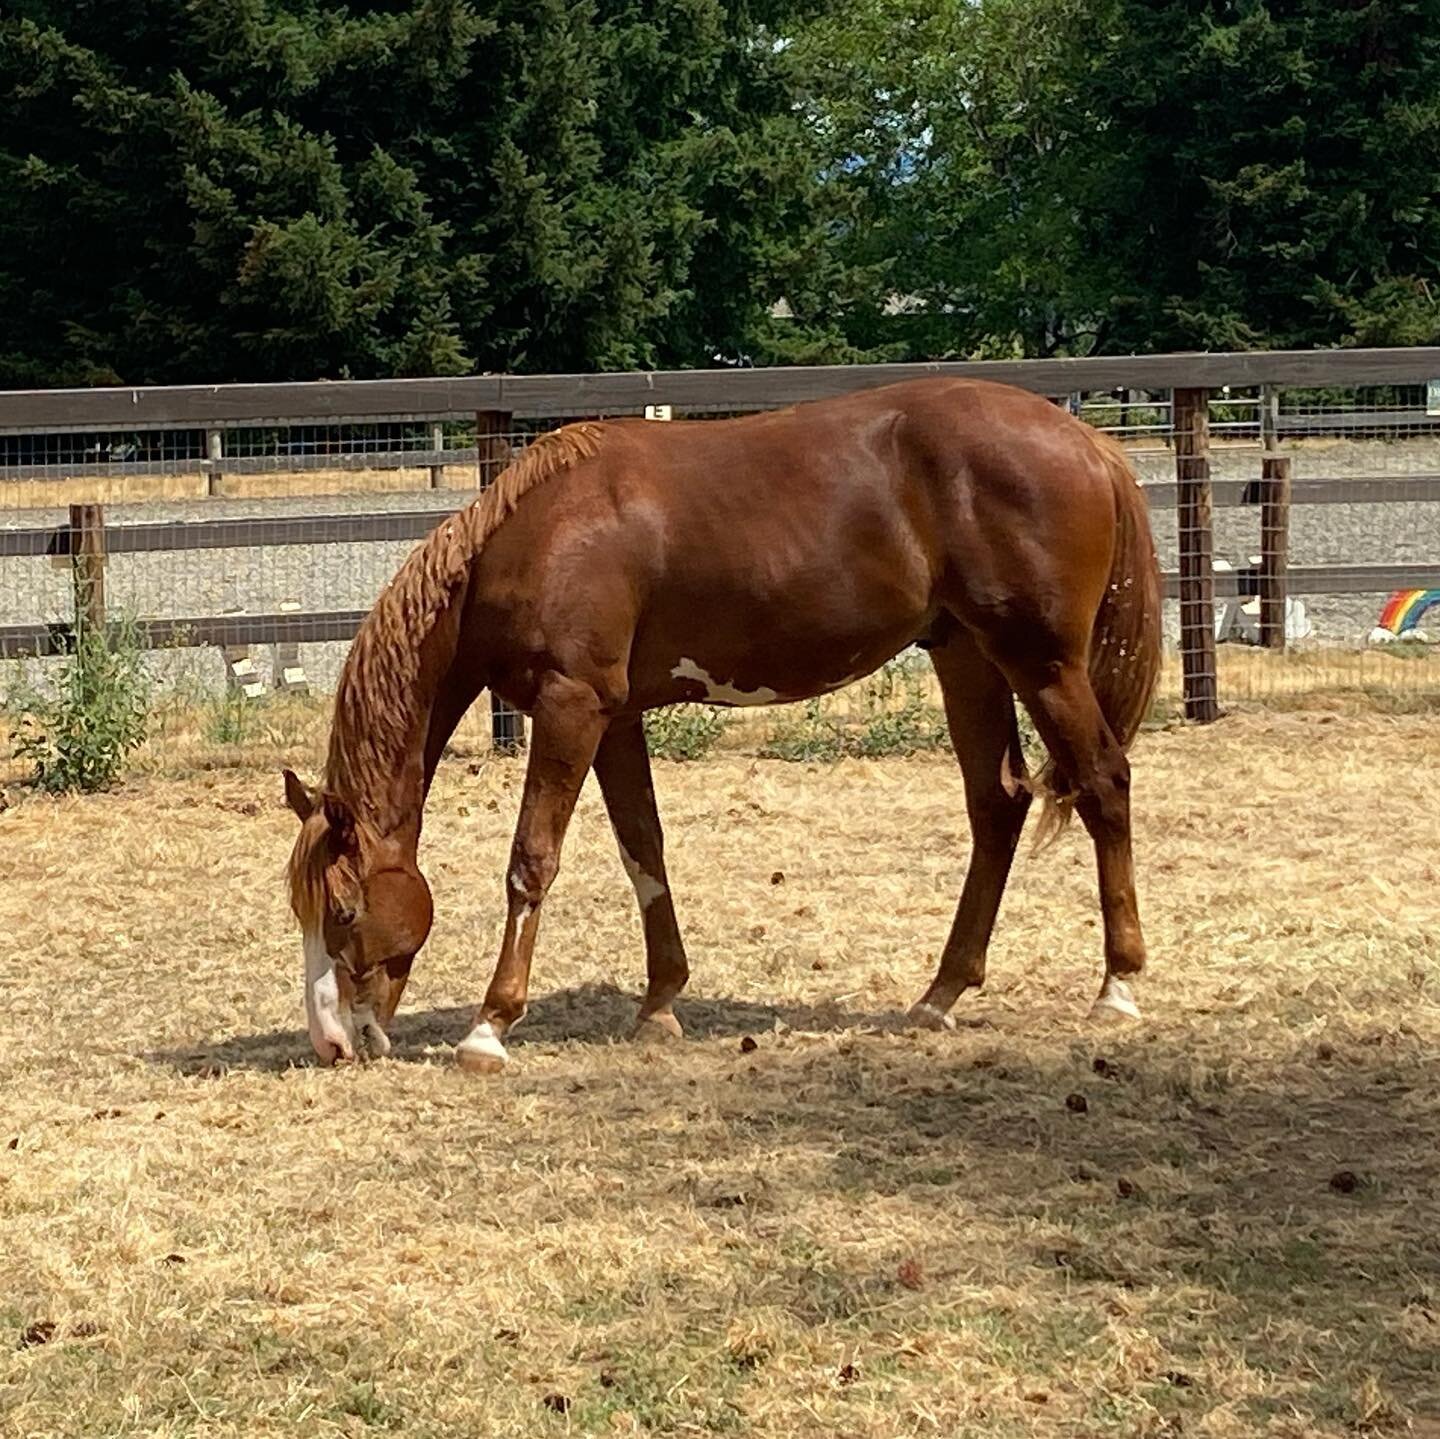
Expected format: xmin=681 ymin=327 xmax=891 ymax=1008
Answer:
xmin=472 ymin=378 xmax=1122 ymax=710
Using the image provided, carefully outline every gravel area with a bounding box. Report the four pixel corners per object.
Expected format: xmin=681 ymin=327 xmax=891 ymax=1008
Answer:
xmin=2 ymin=437 xmax=1436 ymax=700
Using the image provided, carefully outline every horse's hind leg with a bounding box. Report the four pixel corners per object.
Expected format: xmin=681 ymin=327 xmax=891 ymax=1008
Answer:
xmin=456 ymin=673 xmax=607 ymax=1073
xmin=909 ymin=630 xmax=1032 ymax=1028
xmin=1000 ymin=658 xmax=1146 ymax=1020
xmin=593 ymin=715 xmax=690 ymax=1042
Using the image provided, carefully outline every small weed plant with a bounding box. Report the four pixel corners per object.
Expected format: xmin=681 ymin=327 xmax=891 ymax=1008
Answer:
xmin=762 ymin=656 xmax=948 ymax=761
xmin=644 ymin=704 xmax=728 ymax=761
xmin=10 ymin=616 xmax=150 ymax=793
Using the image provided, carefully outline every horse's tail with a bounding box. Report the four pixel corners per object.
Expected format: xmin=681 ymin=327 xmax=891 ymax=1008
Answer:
xmin=1033 ymin=428 xmax=1162 ymax=847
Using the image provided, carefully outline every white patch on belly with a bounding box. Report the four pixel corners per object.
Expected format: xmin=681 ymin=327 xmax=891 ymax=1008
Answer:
xmin=671 ymin=657 xmax=778 ymax=707
xmin=614 ymin=834 xmax=667 ymax=912
xmin=303 ymin=928 xmax=355 ymax=1060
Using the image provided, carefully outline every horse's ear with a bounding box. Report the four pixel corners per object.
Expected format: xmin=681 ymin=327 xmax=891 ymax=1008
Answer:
xmin=322 ymin=792 xmax=358 ymax=855
xmin=283 ymin=769 xmax=315 ymax=822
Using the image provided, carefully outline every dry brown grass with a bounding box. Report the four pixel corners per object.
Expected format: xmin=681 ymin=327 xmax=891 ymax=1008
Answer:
xmin=1165 ymin=648 xmax=1440 ymax=712
xmin=0 ymin=466 xmax=479 ymax=511
xmin=1 ymin=712 xmax=1438 ymax=1437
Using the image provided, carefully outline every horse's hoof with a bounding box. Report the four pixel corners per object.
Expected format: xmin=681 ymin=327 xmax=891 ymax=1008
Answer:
xmin=456 ymin=1022 xmax=509 ymax=1073
xmin=631 ymin=1010 xmax=684 ymax=1043
xmin=355 ymin=1007 xmax=392 ymax=1060
xmin=907 ymin=1001 xmax=957 ymax=1032
xmin=1088 ymin=976 xmax=1142 ymax=1023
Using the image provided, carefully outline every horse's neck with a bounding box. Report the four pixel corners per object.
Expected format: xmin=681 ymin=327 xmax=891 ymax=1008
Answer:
xmin=420 ymin=595 xmax=487 ymax=792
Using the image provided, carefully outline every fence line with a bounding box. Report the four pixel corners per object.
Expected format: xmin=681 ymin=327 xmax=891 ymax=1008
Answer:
xmin=2 ymin=347 xmax=1438 ymax=729
xmin=6 ymin=346 xmax=1440 ymax=431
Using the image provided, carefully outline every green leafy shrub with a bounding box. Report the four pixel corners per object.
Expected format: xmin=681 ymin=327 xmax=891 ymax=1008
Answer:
xmin=758 ymin=698 xmax=849 ymax=762
xmin=10 ymin=617 xmax=150 ymax=793
xmin=644 ymin=704 xmax=727 ymax=761
xmin=762 ymin=659 xmax=948 ymax=761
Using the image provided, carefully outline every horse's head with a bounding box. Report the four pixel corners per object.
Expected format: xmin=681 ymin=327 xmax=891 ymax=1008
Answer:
xmin=283 ymin=770 xmax=433 ymax=1063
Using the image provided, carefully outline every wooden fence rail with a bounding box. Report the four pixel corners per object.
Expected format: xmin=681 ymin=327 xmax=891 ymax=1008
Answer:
xmin=4 ymin=562 xmax=1437 ymax=660
xmin=0 ymin=492 xmax=1434 ymax=662
xmin=2 ymin=472 xmax=1436 ymax=560
xmin=6 ymin=346 xmax=1440 ymax=431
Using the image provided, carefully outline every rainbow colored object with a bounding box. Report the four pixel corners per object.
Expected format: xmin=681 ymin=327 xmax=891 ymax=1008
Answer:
xmin=1377 ymin=589 xmax=1440 ymax=635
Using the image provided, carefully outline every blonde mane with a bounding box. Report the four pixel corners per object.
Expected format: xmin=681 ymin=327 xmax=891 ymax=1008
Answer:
xmin=322 ymin=422 xmax=604 ymax=822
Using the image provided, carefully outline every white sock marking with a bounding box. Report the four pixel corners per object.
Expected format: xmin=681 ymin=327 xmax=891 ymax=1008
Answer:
xmin=456 ymin=1020 xmax=509 ymax=1071
xmin=1091 ymin=975 xmax=1142 ymax=1020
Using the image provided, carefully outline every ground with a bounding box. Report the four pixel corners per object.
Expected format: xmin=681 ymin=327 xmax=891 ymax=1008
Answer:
xmin=1 ymin=710 xmax=1437 ymax=1437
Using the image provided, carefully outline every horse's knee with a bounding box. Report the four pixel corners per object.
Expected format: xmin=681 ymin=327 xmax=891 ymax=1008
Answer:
xmin=508 ymin=849 xmax=560 ymax=906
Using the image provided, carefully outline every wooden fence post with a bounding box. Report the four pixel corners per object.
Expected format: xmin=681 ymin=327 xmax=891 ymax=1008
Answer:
xmin=477 ymin=409 xmax=525 ymax=752
xmin=1259 ymin=453 xmax=1292 ymax=650
xmin=428 ymin=422 xmax=446 ymax=490
xmin=69 ymin=503 xmax=107 ymax=641
xmin=1173 ymin=389 xmax=1220 ymax=722
xmin=206 ymin=427 xmax=224 ymax=497
xmin=476 ymin=409 xmax=513 ymax=491
xmin=1259 ymin=384 xmax=1279 ymax=450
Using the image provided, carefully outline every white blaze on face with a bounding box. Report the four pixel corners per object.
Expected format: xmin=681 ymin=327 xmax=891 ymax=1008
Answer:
xmin=303 ymin=928 xmax=357 ymax=1061
xmin=615 ymin=835 xmax=666 ymax=912
xmin=671 ymin=657 xmax=778 ymax=707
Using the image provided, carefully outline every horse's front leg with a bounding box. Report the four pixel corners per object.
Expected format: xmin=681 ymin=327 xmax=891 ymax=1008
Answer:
xmin=456 ymin=674 xmax=607 ymax=1073
xmin=593 ymin=715 xmax=690 ymax=1042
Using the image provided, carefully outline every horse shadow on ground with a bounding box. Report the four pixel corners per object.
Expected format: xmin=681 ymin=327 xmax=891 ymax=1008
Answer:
xmin=143 ymin=981 xmax=944 ymax=1076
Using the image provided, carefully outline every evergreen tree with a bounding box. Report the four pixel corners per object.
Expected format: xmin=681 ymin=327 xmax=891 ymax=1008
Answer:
xmin=1078 ymin=0 xmax=1440 ymax=352
xmin=794 ymin=0 xmax=1440 ymax=358
xmin=0 ymin=0 xmax=862 ymax=385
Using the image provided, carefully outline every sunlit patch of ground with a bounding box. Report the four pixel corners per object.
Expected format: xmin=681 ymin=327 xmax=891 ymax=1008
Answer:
xmin=1 ymin=711 xmax=1437 ymax=1436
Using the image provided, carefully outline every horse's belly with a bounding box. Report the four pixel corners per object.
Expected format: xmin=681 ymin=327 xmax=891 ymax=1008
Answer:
xmin=628 ymin=510 xmax=936 ymax=708
xmin=632 ymin=624 xmax=926 ymax=709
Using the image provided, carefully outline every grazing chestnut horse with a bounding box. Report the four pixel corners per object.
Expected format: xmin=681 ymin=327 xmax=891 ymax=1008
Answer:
xmin=284 ymin=378 xmax=1161 ymax=1071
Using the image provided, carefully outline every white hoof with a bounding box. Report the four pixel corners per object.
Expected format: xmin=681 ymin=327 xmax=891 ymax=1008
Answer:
xmin=631 ymin=1010 xmax=684 ymax=1043
xmin=456 ymin=1021 xmax=509 ymax=1074
xmin=1089 ymin=976 xmax=1142 ymax=1023
xmin=908 ymin=1001 xmax=957 ymax=1032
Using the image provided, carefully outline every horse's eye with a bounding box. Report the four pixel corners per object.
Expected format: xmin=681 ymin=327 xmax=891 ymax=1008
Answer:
xmin=333 ymin=902 xmax=357 ymax=928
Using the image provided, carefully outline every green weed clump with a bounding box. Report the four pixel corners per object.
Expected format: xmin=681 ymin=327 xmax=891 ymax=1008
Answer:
xmin=762 ymin=658 xmax=948 ymax=761
xmin=10 ymin=617 xmax=151 ymax=793
xmin=644 ymin=704 xmax=728 ymax=761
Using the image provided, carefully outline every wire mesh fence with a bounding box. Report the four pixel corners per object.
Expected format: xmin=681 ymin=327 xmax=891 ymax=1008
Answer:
xmin=0 ymin=362 xmax=1436 ymax=784
xmin=1104 ymin=386 xmax=1440 ymax=710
